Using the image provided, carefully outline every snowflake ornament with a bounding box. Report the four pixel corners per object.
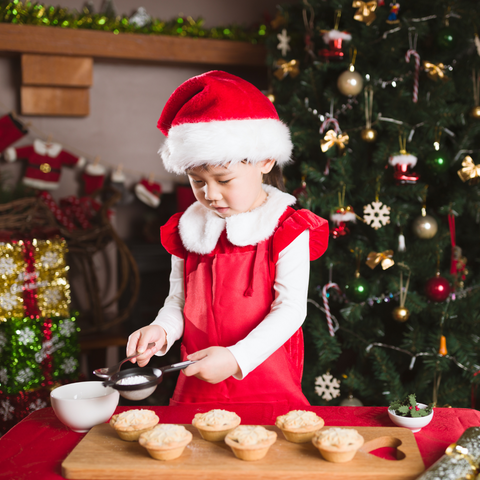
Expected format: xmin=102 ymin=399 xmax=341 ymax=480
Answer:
xmin=0 ymin=257 xmax=16 ymax=276
xmin=59 ymin=319 xmax=76 ymax=337
xmin=277 ymin=29 xmax=291 ymax=57
xmin=363 ymin=201 xmax=391 ymax=230
xmin=29 ymin=398 xmax=47 ymax=412
xmin=315 ymin=372 xmax=341 ymax=401
xmin=42 ymin=288 xmax=61 ymax=306
xmin=40 ymin=251 xmax=60 ymax=269
xmin=62 ymin=357 xmax=78 ymax=374
xmin=0 ymin=292 xmax=20 ymax=311
xmin=0 ymin=367 xmax=8 ymax=384
xmin=15 ymin=367 xmax=34 ymax=384
xmin=17 ymin=327 xmax=35 ymax=345
xmin=0 ymin=399 xmax=14 ymax=421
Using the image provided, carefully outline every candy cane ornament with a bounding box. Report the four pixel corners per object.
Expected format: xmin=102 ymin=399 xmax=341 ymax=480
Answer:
xmin=322 ymin=282 xmax=342 ymax=337
xmin=405 ymin=49 xmax=420 ymax=103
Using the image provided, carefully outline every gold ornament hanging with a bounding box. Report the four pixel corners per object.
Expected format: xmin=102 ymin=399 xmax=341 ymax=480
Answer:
xmin=423 ymin=61 xmax=446 ymax=81
xmin=392 ymin=264 xmax=411 ymax=322
xmin=366 ymin=250 xmax=395 ymax=270
xmin=361 ymin=86 xmax=377 ymax=142
xmin=470 ymin=69 xmax=480 ymax=118
xmin=320 ymin=130 xmax=349 ymax=156
xmin=457 ymin=155 xmax=480 ymax=185
xmin=338 ymin=48 xmax=363 ymax=96
xmin=352 ymin=0 xmax=377 ymax=26
xmin=274 ymin=59 xmax=300 ymax=80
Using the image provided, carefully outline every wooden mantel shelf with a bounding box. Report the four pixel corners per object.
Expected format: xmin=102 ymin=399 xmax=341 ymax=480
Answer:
xmin=0 ymin=23 xmax=266 ymax=66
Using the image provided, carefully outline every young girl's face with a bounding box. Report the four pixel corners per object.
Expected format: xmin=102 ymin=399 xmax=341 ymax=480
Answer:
xmin=186 ymin=160 xmax=275 ymax=218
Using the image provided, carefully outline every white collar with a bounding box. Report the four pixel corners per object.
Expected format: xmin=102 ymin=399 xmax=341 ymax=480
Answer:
xmin=178 ymin=184 xmax=296 ymax=254
xmin=33 ymin=139 xmax=62 ymax=158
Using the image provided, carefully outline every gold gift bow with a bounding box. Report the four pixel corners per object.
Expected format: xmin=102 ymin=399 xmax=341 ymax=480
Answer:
xmin=366 ymin=250 xmax=395 ymax=270
xmin=445 ymin=443 xmax=479 ymax=478
xmin=423 ymin=61 xmax=446 ymax=81
xmin=320 ymin=130 xmax=349 ymax=155
xmin=274 ymin=59 xmax=300 ymax=80
xmin=458 ymin=156 xmax=480 ymax=184
xmin=352 ymin=0 xmax=377 ymax=26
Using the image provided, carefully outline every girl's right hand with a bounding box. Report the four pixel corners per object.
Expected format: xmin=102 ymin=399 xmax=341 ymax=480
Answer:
xmin=126 ymin=325 xmax=166 ymax=367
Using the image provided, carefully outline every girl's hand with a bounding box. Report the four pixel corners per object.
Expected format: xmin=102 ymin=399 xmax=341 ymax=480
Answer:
xmin=184 ymin=347 xmax=241 ymax=384
xmin=126 ymin=325 xmax=166 ymax=367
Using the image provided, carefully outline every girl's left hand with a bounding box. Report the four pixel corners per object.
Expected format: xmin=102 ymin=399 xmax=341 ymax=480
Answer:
xmin=184 ymin=347 xmax=241 ymax=384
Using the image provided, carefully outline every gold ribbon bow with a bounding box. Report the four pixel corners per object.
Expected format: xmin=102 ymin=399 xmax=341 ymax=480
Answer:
xmin=274 ymin=59 xmax=300 ymax=80
xmin=352 ymin=1 xmax=377 ymax=26
xmin=423 ymin=61 xmax=446 ymax=81
xmin=458 ymin=156 xmax=480 ymax=185
xmin=366 ymin=250 xmax=395 ymax=270
xmin=321 ymin=130 xmax=349 ymax=156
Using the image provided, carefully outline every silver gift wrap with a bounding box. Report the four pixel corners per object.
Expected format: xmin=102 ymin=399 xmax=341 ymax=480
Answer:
xmin=416 ymin=427 xmax=480 ymax=480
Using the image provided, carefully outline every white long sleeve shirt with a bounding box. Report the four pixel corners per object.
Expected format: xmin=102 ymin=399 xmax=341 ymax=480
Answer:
xmin=152 ymin=229 xmax=310 ymax=379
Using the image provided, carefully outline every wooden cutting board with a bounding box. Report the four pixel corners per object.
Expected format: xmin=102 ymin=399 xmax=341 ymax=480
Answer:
xmin=62 ymin=424 xmax=425 ymax=480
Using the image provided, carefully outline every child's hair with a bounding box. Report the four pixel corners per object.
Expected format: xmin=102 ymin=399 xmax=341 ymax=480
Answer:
xmin=263 ymin=163 xmax=286 ymax=192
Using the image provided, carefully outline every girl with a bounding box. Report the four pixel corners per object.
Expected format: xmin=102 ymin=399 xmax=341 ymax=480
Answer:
xmin=127 ymin=71 xmax=329 ymax=409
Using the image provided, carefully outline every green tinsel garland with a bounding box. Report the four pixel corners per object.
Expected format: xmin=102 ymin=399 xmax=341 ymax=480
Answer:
xmin=0 ymin=0 xmax=268 ymax=43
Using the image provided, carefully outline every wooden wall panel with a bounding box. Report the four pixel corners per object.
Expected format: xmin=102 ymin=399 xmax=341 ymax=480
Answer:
xmin=21 ymin=86 xmax=90 ymax=116
xmin=22 ymin=54 xmax=93 ymax=87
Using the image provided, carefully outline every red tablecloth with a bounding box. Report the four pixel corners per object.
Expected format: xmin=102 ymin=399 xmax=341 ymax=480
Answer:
xmin=0 ymin=405 xmax=479 ymax=480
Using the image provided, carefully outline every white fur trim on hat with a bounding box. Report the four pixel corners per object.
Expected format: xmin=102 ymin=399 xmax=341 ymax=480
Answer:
xmin=322 ymin=30 xmax=352 ymax=43
xmin=135 ymin=183 xmax=161 ymax=208
xmin=330 ymin=211 xmax=356 ymax=224
xmin=3 ymin=147 xmax=16 ymax=162
xmin=389 ymin=153 xmax=418 ymax=167
xmin=160 ymin=119 xmax=293 ymax=175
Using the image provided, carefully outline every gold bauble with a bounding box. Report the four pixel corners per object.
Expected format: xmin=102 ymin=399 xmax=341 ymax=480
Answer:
xmin=361 ymin=128 xmax=377 ymax=143
xmin=412 ymin=214 xmax=438 ymax=239
xmin=470 ymin=106 xmax=480 ymax=118
xmin=392 ymin=306 xmax=410 ymax=322
xmin=337 ymin=70 xmax=364 ymax=96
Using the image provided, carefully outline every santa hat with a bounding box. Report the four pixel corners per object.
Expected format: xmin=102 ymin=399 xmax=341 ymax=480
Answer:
xmin=322 ymin=30 xmax=352 ymax=43
xmin=157 ymin=70 xmax=293 ymax=174
xmin=135 ymin=178 xmax=162 ymax=208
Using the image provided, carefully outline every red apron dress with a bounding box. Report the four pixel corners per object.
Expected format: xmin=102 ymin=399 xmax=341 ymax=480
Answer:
xmin=160 ymin=206 xmax=329 ymax=409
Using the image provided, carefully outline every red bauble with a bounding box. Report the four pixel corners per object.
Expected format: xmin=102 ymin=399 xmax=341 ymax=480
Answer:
xmin=425 ymin=273 xmax=451 ymax=302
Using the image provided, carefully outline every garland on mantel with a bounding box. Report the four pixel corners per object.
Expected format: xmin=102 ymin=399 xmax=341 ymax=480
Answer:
xmin=0 ymin=0 xmax=268 ymax=43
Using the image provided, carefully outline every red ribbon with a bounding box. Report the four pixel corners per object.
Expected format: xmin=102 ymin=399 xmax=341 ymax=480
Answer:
xmin=22 ymin=240 xmax=40 ymax=319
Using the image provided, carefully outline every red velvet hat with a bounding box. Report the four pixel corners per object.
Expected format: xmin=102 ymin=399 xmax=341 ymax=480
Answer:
xmin=157 ymin=71 xmax=293 ymax=174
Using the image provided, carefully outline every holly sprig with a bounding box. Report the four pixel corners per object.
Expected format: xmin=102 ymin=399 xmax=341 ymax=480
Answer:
xmin=389 ymin=394 xmax=434 ymax=418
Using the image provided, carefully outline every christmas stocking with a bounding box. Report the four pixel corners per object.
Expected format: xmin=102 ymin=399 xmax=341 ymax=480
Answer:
xmin=0 ymin=113 xmax=28 ymax=151
xmin=82 ymin=162 xmax=106 ymax=195
xmin=135 ymin=178 xmax=162 ymax=208
xmin=108 ymin=167 xmax=134 ymax=205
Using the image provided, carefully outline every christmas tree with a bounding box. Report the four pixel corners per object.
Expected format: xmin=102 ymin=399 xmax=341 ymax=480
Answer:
xmin=267 ymin=0 xmax=480 ymax=408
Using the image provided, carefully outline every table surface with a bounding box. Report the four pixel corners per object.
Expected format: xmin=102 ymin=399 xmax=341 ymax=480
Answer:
xmin=0 ymin=404 xmax=479 ymax=480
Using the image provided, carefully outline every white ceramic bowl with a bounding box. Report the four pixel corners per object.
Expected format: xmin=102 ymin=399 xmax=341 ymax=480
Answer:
xmin=50 ymin=381 xmax=119 ymax=433
xmin=388 ymin=403 xmax=434 ymax=433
